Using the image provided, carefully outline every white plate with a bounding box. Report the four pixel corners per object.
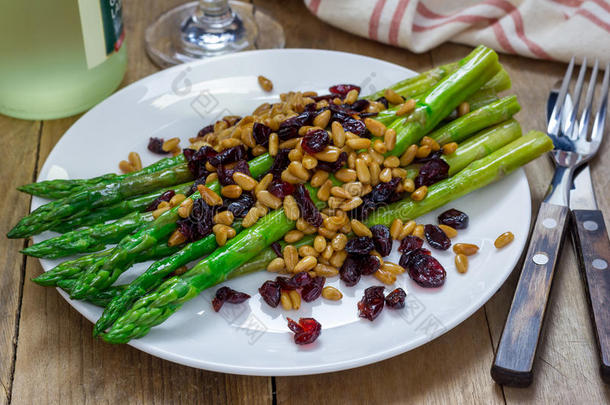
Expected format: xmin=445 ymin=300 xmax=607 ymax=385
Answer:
xmin=33 ymin=49 xmax=531 ymax=376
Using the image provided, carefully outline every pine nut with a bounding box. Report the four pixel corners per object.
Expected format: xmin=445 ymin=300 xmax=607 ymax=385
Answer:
xmin=296 ymin=218 xmax=317 ymax=234
xmin=439 ymin=224 xmax=458 ymax=238
xmin=294 ymin=256 xmax=317 ymax=273
xmin=413 ymin=224 xmax=425 ymax=239
xmin=317 ymin=179 xmax=333 ymax=201
xmin=310 ymin=170 xmax=329 ymax=187
xmin=169 ymin=193 xmax=186 ymax=207
xmin=314 ymin=146 xmax=341 ymax=162
xmin=343 ymin=181 xmax=363 ymax=197
xmin=162 ymin=137 xmax=180 ymax=152
xmin=396 ymin=98 xmax=417 ymax=116
xmin=399 ymin=220 xmax=417 ymax=239
xmin=289 ymin=290 xmax=301 ymax=310
xmin=323 ymin=216 xmax=344 ymax=232
xmin=458 ymin=101 xmax=470 ymax=116
xmin=371 ymin=250 xmax=384 ymax=266
xmin=288 ymin=161 xmax=310 ymax=181
xmin=232 ymin=172 xmax=257 ymax=191
xmin=282 ymin=195 xmax=299 ymax=221
xmin=355 ymin=158 xmax=371 ymax=184
xmin=415 ymin=145 xmax=431 ymax=159
xmin=172 ymin=265 xmax=188 ymax=276
xmin=119 ymin=160 xmax=135 ymax=173
xmin=258 ymin=75 xmax=273 ymax=92
xmin=455 ymin=253 xmax=469 ymax=273
xmin=213 ymin=210 xmax=234 ymax=226
xmin=330 ymin=250 xmax=348 ymax=268
xmin=242 ymin=207 xmax=261 ymax=228
xmin=411 ymin=185 xmax=428 ymax=201
xmin=346 ymin=137 xmax=371 ymax=150
xmin=152 ymin=205 xmax=170 ymax=219
xmin=128 ymin=152 xmax=142 ymax=170
xmin=384 ymin=88 xmax=404 ymax=105
xmin=283 ymin=245 xmax=298 ymax=272
xmin=442 ymin=142 xmax=458 ymax=155
xmin=335 ymin=168 xmax=357 ymax=183
xmin=321 ymin=244 xmax=334 ymax=260
xmin=317 ymin=226 xmax=337 ymax=239
xmin=266 ymin=132 xmax=279 ymax=156
xmin=383 ymin=156 xmax=400 ymax=168
xmin=314 ymin=235 xmax=327 ymax=253
xmin=313 ymin=109 xmax=331 ymax=128
xmin=256 ymin=190 xmax=282 ymax=209
xmin=494 ymin=231 xmax=514 ymax=249
xmin=402 ymin=178 xmax=415 ymax=193
xmin=344 ymin=89 xmax=359 ymax=105
xmin=316 ymin=264 xmax=339 ymax=278
xmin=379 ymin=167 xmax=393 ymax=183
xmin=206 ymin=172 xmax=218 ymax=184
xmin=284 ymin=230 xmax=304 ymax=243
xmin=299 ymin=245 xmax=318 ymax=257
xmin=374 ymin=268 xmax=396 ymax=285
xmin=255 ymin=173 xmax=273 ymax=194
xmin=281 ymin=169 xmax=305 ymax=184
xmin=421 ymin=136 xmax=441 ymax=152
xmin=198 ymin=184 xmax=223 ymax=206
xmin=322 ymin=286 xmax=343 ymax=300
xmin=168 ymin=229 xmax=187 ymax=246
xmin=288 ymin=147 xmax=303 ymax=162
xmin=331 ymin=121 xmax=346 ymax=147
xmin=281 ymin=290 xmax=292 ymax=310
xmin=384 ymin=128 xmax=397 ymax=151
xmin=368 ymin=162 xmax=380 ymax=185
xmin=400 ymin=144 xmax=418 ymax=166
xmin=371 ymin=139 xmax=386 ymax=154
xmin=267 ymin=257 xmax=285 ymax=272
xmin=364 ymin=118 xmax=386 ymax=138
xmin=302 ymin=155 xmax=318 ymax=170
xmin=331 ymin=233 xmax=348 ymax=251
xmin=351 ymin=219 xmax=372 ymax=237
xmin=382 ymin=262 xmax=405 ymax=275
xmin=340 ymin=197 xmax=363 ymax=212
xmin=390 ymin=218 xmax=404 ymax=240
xmin=213 ymin=224 xmax=229 ymax=246
xmin=453 ymin=243 xmax=480 ymax=256
xmin=347 ymin=152 xmax=357 ymax=169
xmin=178 ymin=198 xmax=194 ymax=218
xmin=330 ymin=186 xmax=350 ymax=199
xmin=222 ymin=185 xmax=243 ymax=199
xmin=219 ymin=138 xmax=242 ymax=150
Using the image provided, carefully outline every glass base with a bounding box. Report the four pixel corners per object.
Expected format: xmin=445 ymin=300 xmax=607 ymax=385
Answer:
xmin=145 ymin=1 xmax=285 ymax=68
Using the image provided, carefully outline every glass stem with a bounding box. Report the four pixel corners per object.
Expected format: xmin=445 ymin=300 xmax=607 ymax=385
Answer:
xmin=198 ymin=0 xmax=232 ymax=19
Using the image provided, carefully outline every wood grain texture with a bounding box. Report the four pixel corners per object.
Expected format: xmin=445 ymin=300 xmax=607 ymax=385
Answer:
xmin=492 ymin=203 xmax=570 ymax=387
xmin=0 ymin=117 xmax=40 ymax=405
xmin=571 ymin=209 xmax=610 ymax=383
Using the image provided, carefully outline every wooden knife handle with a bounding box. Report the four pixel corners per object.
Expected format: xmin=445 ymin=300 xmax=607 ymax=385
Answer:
xmin=491 ymin=202 xmax=570 ymax=387
xmin=571 ymin=209 xmax=610 ymax=384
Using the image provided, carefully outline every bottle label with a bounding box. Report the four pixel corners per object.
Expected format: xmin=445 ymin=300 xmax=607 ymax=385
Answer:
xmin=78 ymin=0 xmax=125 ymax=69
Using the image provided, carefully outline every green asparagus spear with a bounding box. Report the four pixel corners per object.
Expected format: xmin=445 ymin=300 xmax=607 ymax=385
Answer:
xmin=19 ymin=155 xmax=186 ymax=199
xmin=57 ymin=279 xmax=128 ymax=307
xmin=8 ymin=163 xmax=194 ymax=238
xmin=51 ymin=182 xmax=194 ymax=233
xmin=22 ymin=211 xmax=154 ymax=259
xmin=102 ymin=131 xmax=552 ymax=343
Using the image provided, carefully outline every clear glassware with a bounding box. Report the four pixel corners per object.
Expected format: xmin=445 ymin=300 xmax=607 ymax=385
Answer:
xmin=145 ymin=0 xmax=285 ymax=68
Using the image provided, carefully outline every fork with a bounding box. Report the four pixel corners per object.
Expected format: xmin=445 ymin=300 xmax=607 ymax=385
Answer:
xmin=491 ymin=58 xmax=610 ymax=387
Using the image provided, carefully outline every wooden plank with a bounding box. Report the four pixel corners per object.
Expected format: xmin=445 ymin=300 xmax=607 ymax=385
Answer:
xmin=0 ymin=117 xmax=40 ymax=405
xmin=11 ymin=0 xmax=270 ymax=403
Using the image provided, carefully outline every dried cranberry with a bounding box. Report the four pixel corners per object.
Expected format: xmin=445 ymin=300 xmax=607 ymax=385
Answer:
xmin=287 ymin=317 xmax=322 ymax=345
xmin=358 ymin=286 xmax=385 ymax=321
xmin=340 ymin=256 xmax=361 ymax=286
xmin=376 ymin=97 xmax=389 ymax=109
xmin=424 ymin=224 xmax=451 ymax=250
xmin=278 ymin=111 xmax=313 ymax=141
xmin=398 ymin=235 xmax=424 ymax=254
xmin=302 ymin=128 xmax=330 ymax=154
xmin=271 ymin=242 xmax=283 ymax=258
xmin=183 ymin=146 xmax=217 ymax=178
xmin=414 ymin=157 xmax=450 ymax=188
xmin=268 ymin=179 xmax=295 ymax=199
xmin=176 ymin=198 xmax=214 ymax=242
xmin=147 ymin=137 xmax=168 ymax=154
xmin=405 ymin=250 xmax=446 ymax=288
xmin=197 ymin=124 xmax=214 ymax=137
xmin=259 ymin=280 xmax=281 ymax=307
xmin=268 ymin=149 xmax=291 ymax=179
xmin=208 ymin=145 xmax=247 ymax=168
xmin=331 ymin=112 xmax=366 ymax=136
xmin=223 ymin=192 xmax=255 ymax=218
xmin=329 ymin=84 xmax=360 ymax=98
xmin=358 ymin=254 xmax=382 ymax=275
xmin=276 ymin=272 xmax=311 ymax=290
xmin=293 ymin=184 xmax=323 ymax=227
xmin=216 ymin=159 xmax=251 ymax=186
xmin=350 ymin=177 xmax=401 ymax=220
xmin=212 ymin=286 xmax=250 ymax=312
xmin=370 ymin=225 xmax=392 ymax=257
xmin=345 ymin=236 xmax=375 ymax=255
xmin=438 ymin=208 xmax=469 ymax=229
xmin=301 ymin=276 xmax=325 ymax=302
xmin=385 ymin=288 xmax=407 ymax=309
xmin=399 ymin=247 xmax=430 ymax=268
xmin=315 ymin=151 xmax=347 ymax=173
xmin=252 ymin=122 xmax=272 ymax=147
xmin=145 ymin=190 xmax=175 ymax=212
xmin=350 ymin=99 xmax=370 ymax=112
xmin=413 ymin=150 xmax=443 ymax=164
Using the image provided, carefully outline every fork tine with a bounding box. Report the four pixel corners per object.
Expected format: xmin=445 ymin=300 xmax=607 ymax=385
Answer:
xmin=591 ymin=62 xmax=609 ymax=143
xmin=548 ymin=57 xmax=575 ymax=137
xmin=578 ymin=59 xmax=599 ymax=141
xmin=567 ymin=58 xmax=587 ymax=139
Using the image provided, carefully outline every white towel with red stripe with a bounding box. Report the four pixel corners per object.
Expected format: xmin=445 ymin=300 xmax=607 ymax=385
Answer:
xmin=303 ymin=0 xmax=610 ymax=64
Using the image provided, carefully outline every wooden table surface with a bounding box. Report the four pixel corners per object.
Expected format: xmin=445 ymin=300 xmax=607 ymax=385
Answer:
xmin=1 ymin=1 xmax=609 ymax=403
